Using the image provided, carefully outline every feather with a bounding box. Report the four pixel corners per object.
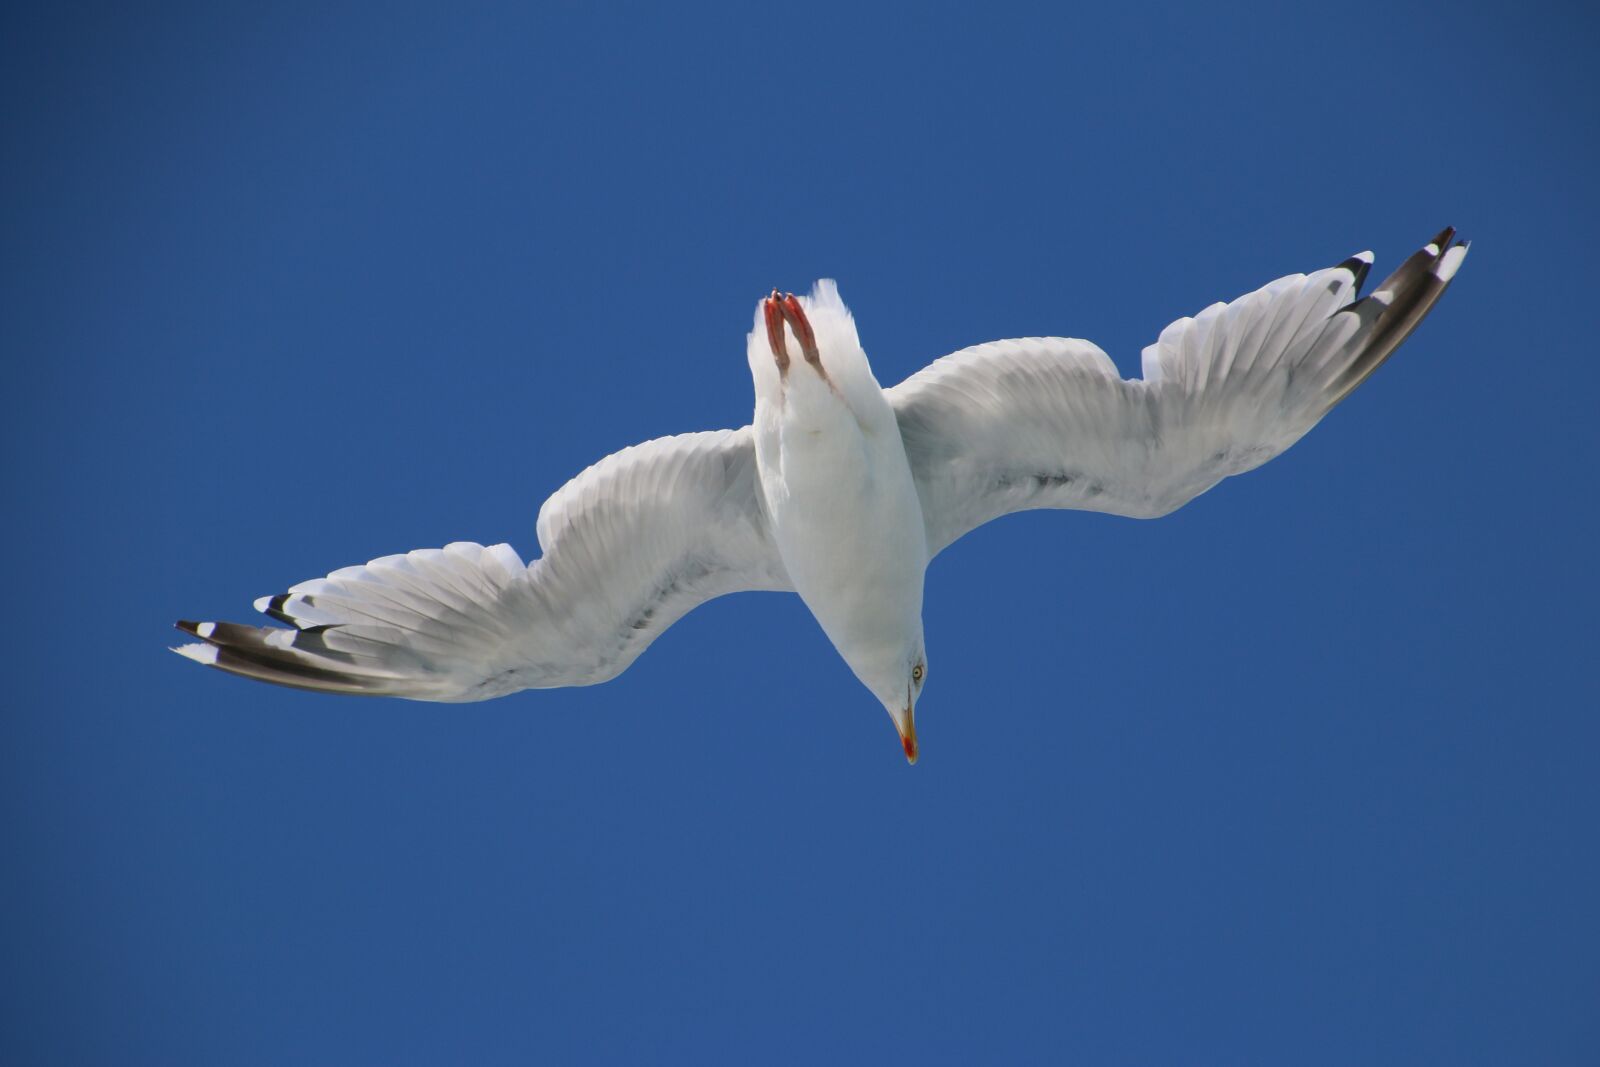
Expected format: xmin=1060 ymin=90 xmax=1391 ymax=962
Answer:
xmin=175 ymin=431 xmax=791 ymax=701
xmin=890 ymin=230 xmax=1468 ymax=553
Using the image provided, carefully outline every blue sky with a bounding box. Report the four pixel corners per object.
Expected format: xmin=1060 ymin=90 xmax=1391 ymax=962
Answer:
xmin=5 ymin=3 xmax=1598 ymax=1063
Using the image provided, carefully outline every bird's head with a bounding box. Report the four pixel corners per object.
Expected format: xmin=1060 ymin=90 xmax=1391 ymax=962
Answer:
xmin=853 ymin=634 xmax=928 ymax=765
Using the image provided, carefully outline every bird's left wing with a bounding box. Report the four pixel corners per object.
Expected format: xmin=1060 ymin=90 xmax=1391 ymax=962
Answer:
xmin=889 ymin=229 xmax=1468 ymax=556
xmin=174 ymin=427 xmax=792 ymax=701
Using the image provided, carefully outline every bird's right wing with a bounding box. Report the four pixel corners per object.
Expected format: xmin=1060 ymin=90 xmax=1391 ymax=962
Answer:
xmin=890 ymin=229 xmax=1467 ymax=556
xmin=174 ymin=427 xmax=792 ymax=701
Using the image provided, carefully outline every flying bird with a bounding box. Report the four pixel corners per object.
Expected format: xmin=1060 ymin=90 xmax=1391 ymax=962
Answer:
xmin=175 ymin=228 xmax=1468 ymax=762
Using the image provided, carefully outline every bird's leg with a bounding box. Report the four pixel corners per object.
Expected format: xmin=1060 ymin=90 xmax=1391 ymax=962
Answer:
xmin=778 ymin=293 xmax=825 ymax=372
xmin=762 ymin=291 xmax=791 ymax=377
xmin=763 ymin=290 xmax=828 ymax=383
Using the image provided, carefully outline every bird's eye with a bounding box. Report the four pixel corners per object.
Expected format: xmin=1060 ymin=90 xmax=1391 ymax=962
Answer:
xmin=912 ymin=664 xmax=924 ymax=684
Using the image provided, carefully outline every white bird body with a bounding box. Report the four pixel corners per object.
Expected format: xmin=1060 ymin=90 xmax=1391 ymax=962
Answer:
xmin=174 ymin=230 xmax=1469 ymax=762
xmin=749 ymin=283 xmax=928 ymax=753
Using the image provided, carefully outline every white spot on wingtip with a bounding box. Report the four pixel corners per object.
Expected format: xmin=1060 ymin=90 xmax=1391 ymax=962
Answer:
xmin=172 ymin=643 xmax=218 ymax=665
xmin=196 ymin=621 xmax=215 ymax=639
xmin=252 ymin=595 xmax=271 ymax=613
xmin=1354 ymin=250 xmax=1374 ymax=264
xmin=1435 ymin=244 xmax=1468 ymax=283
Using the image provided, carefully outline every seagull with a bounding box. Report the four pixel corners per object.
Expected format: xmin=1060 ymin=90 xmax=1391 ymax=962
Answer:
xmin=175 ymin=228 xmax=1468 ymax=763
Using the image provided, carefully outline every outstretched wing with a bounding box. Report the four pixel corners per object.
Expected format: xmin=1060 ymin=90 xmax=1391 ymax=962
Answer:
xmin=174 ymin=427 xmax=791 ymax=701
xmin=890 ymin=229 xmax=1468 ymax=555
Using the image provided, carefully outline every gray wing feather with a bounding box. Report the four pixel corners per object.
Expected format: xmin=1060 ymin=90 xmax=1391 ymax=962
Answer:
xmin=890 ymin=230 xmax=1467 ymax=555
xmin=174 ymin=428 xmax=791 ymax=701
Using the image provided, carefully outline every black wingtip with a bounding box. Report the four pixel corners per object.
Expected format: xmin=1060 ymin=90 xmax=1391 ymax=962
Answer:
xmin=263 ymin=593 xmax=295 ymax=626
xmin=1337 ymin=254 xmax=1373 ymax=293
xmin=1327 ymin=227 xmax=1466 ymax=405
xmin=176 ymin=619 xmax=201 ymax=636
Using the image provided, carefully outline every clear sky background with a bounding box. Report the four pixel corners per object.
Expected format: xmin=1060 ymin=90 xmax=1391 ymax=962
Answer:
xmin=5 ymin=3 xmax=1598 ymax=1064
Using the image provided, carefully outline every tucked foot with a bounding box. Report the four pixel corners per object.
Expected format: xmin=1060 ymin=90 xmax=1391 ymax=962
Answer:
xmin=778 ymin=293 xmax=822 ymax=369
xmin=762 ymin=290 xmax=791 ymax=375
xmin=762 ymin=290 xmax=826 ymax=379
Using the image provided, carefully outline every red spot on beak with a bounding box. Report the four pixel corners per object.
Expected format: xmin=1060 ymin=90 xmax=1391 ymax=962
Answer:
xmin=899 ymin=702 xmax=918 ymax=765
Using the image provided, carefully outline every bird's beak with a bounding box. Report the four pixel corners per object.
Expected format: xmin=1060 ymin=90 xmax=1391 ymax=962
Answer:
xmin=898 ymin=701 xmax=918 ymax=765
